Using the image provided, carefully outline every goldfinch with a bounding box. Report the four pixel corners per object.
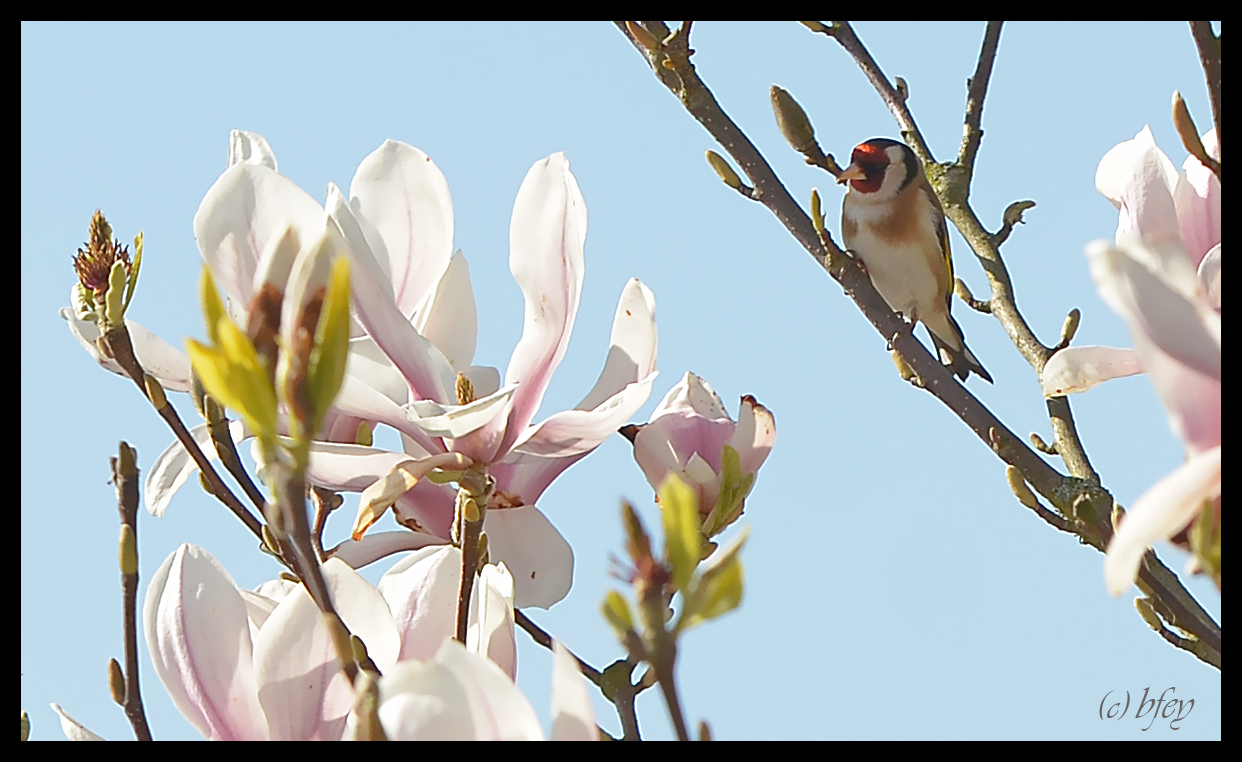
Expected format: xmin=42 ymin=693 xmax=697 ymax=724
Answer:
xmin=838 ymin=138 xmax=992 ymax=383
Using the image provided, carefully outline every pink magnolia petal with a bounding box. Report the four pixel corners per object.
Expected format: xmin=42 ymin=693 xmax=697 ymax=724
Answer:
xmin=325 ymin=183 xmax=456 ymax=404
xmin=575 ymin=278 xmax=658 ymax=412
xmin=1087 ymin=238 xmax=1220 ymax=380
xmin=654 ymin=371 xmax=730 ymax=421
xmin=412 ymin=250 xmax=478 ymax=371
xmin=377 ymin=657 xmax=478 ymax=740
xmin=1198 ymin=243 xmax=1221 ymax=311
xmin=481 ymin=154 xmax=587 ymax=462
xmin=1040 ymin=346 xmax=1144 ymax=396
xmin=1132 ymin=329 xmax=1221 ymax=457
xmin=514 ymin=371 xmax=658 ymax=458
xmin=1174 ymin=129 xmax=1221 ymax=266
xmin=393 ymin=479 xmax=458 ymax=540
xmin=406 ymin=383 xmax=518 ymax=440
xmin=329 ymin=530 xmax=445 ymax=570
xmin=336 ymin=372 xmax=443 ymax=454
xmin=194 ymin=161 xmax=325 ymax=306
xmin=254 ymin=559 xmax=399 ymax=740
xmin=145 ymin=419 xmax=250 ymax=517
xmin=489 ymin=449 xmax=589 ymax=509
xmin=50 ymin=703 xmax=106 ymax=741
xmin=462 ymin=365 xmax=501 ymax=398
xmin=484 ymin=505 xmax=574 ymax=609
xmin=60 ymin=309 xmax=192 ymax=392
xmin=1104 ymin=445 xmax=1221 ymax=595
xmin=550 ymin=640 xmax=598 ymax=741
xmin=435 ymin=639 xmax=542 ymax=740
xmin=1094 ymin=126 xmax=1180 ymax=242
xmin=228 ymin=129 xmax=278 ymax=171
xmin=731 ymin=395 xmax=777 ymax=475
xmin=349 ymin=140 xmax=454 ymax=317
xmin=144 ymin=544 xmax=268 ymax=741
xmin=306 ymin=441 xmax=416 ymax=492
xmin=634 ymin=409 xmax=735 ymax=484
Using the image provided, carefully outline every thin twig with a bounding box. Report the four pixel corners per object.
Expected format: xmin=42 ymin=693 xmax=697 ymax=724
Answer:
xmin=205 ymin=399 xmax=266 ymax=511
xmin=99 ymin=325 xmax=264 ymax=540
xmin=514 ymin=610 xmax=604 ymax=685
xmin=110 ymin=443 xmax=153 ymax=741
xmin=1188 ymin=22 xmax=1222 ymax=148
xmin=959 ymin=22 xmax=1004 ymax=173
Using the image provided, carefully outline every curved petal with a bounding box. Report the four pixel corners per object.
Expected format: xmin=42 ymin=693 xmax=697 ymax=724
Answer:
xmin=1173 ymin=129 xmax=1221 ymax=266
xmin=228 ymin=129 xmax=278 ymax=171
xmin=254 ymin=559 xmax=399 ymax=740
xmin=145 ymin=419 xmax=249 ymax=517
xmin=634 ymin=409 xmax=735 ymax=483
xmin=393 ymin=479 xmax=457 ymax=540
xmin=1094 ymin=126 xmax=1180 ymax=242
xmin=1197 ymin=243 xmax=1221 ymax=312
xmin=484 ymin=506 xmax=573 ymax=609
xmin=194 ymin=162 xmax=325 ymax=306
xmin=50 ymin=704 xmax=106 ymax=741
xmin=328 ymin=530 xmax=445 ymax=569
xmin=731 ymin=394 xmax=777 ymax=475
xmin=349 ymin=140 xmax=454 ymax=317
xmin=469 ymin=563 xmax=517 ymax=680
xmin=489 ymin=449 xmax=589 ymax=508
xmin=472 ymin=153 xmax=587 ymax=462
xmin=306 ymin=442 xmax=420 ymax=493
xmin=1104 ymin=445 xmax=1221 ymax=595
xmin=378 ymin=546 xmax=462 ymax=663
xmin=144 ymin=544 xmax=268 ymax=740
xmin=575 ymin=278 xmax=658 ymax=412
xmin=61 ymin=309 xmax=192 ymax=392
xmin=1133 ymin=329 xmax=1221 ymax=457
xmin=336 ymin=372 xmax=443 ymax=455
xmin=655 ymin=371 xmax=731 ymax=421
xmin=514 ymin=372 xmax=658 ymax=457
xmin=412 ymin=250 xmax=478 ymax=371
xmin=406 ymin=382 xmax=517 ymax=439
xmin=1040 ymin=346 xmax=1145 ymax=396
xmin=326 ymin=183 xmax=456 ymax=403
xmin=550 ymin=640 xmax=598 ymax=741
xmin=1087 ymin=237 xmax=1220 ymax=380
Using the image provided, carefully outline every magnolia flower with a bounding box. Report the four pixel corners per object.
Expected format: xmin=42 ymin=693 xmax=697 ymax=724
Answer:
xmin=1038 ymin=125 xmax=1221 ymax=594
xmin=348 ymin=638 xmax=597 ymax=740
xmin=143 ymin=543 xmax=514 ymax=740
xmin=130 ymin=132 xmax=658 ymax=608
xmin=628 ymin=372 xmax=775 ymax=535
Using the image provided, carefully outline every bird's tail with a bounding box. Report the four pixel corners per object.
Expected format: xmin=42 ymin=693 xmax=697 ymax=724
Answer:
xmin=928 ymin=314 xmax=993 ymax=383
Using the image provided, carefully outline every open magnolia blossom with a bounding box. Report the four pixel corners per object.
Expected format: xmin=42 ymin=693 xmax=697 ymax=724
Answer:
xmin=132 ymin=543 xmax=516 ymax=740
xmin=630 ymin=372 xmax=775 ymax=535
xmin=344 ymin=638 xmax=597 ymax=740
xmin=100 ymin=131 xmax=657 ymax=608
xmin=1038 ymin=125 xmax=1221 ymax=594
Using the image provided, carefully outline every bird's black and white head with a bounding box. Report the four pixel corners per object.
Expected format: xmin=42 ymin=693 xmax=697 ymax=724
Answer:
xmin=836 ymin=138 xmax=920 ymax=203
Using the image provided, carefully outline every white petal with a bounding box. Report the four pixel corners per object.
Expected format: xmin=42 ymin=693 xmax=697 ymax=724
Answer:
xmin=484 ymin=506 xmax=573 ymax=609
xmin=145 ymin=420 xmax=250 ymax=517
xmin=469 ymin=563 xmax=517 ymax=680
xmin=228 ymin=130 xmax=278 ymax=170
xmin=60 ymin=309 xmax=192 ymax=392
xmin=50 ymin=704 xmax=106 ymax=741
xmin=412 ymin=250 xmax=478 ymax=371
xmin=1104 ymin=446 xmax=1221 ymax=595
xmin=1039 ymin=346 xmax=1144 ymax=396
xmin=550 ymin=640 xmax=598 ymax=741
xmin=329 ymin=531 xmax=445 ymax=569
xmin=405 ymin=382 xmax=517 ymax=439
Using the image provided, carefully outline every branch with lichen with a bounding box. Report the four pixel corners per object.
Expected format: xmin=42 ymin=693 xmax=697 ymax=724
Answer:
xmin=615 ymin=20 xmax=1220 ymax=668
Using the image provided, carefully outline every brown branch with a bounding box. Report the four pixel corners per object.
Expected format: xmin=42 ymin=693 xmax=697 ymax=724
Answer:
xmin=618 ymin=20 xmax=1222 ymax=668
xmin=959 ymin=22 xmax=1004 ymax=175
xmin=1188 ymin=22 xmax=1222 ymax=149
xmin=99 ymin=325 xmax=264 ymax=540
xmin=110 ymin=443 xmax=153 ymax=741
xmin=514 ymin=610 xmax=605 ymax=685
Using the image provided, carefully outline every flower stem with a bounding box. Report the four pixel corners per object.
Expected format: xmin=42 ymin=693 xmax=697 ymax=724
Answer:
xmin=110 ymin=442 xmax=153 ymax=741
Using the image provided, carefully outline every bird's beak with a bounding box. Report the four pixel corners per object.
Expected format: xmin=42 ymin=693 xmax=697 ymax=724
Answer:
xmin=836 ymin=163 xmax=866 ymax=185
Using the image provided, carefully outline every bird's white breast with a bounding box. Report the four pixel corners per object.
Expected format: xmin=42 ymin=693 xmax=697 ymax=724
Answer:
xmin=842 ymin=191 xmax=944 ymax=322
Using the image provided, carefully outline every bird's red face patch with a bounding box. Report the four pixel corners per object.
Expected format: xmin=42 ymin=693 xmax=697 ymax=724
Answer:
xmin=845 ymin=143 xmax=891 ymax=194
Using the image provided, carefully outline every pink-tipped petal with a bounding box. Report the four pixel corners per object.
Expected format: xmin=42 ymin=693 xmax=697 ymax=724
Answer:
xmin=406 ymin=383 xmax=518 ymax=440
xmin=1132 ymin=329 xmax=1221 ymax=457
xmin=326 ymin=183 xmax=456 ymax=404
xmin=1104 ymin=445 xmax=1221 ymax=595
xmin=488 ymin=154 xmax=587 ymax=460
xmin=469 ymin=564 xmax=517 ymax=680
xmin=144 ymin=544 xmax=268 ymax=740
xmin=1040 ymin=346 xmax=1145 ymax=396
xmin=61 ymin=310 xmax=192 ymax=392
xmin=412 ymin=251 xmax=478 ymax=371
xmin=484 ymin=505 xmax=574 ymax=609
xmin=434 ymin=640 xmax=542 ymax=740
xmin=512 ymin=371 xmax=658 ymax=458
xmin=1094 ymin=126 xmax=1180 ymax=242
xmin=1198 ymin=243 xmax=1221 ymax=311
xmin=489 ymin=450 xmax=590 ymax=509
xmin=576 ymin=278 xmax=658 ymax=412
xmin=349 ymin=140 xmax=454 ymax=317
xmin=306 ymin=441 xmax=419 ymax=493
xmin=393 ymin=480 xmax=458 ymax=540
xmin=194 ymin=162 xmax=325 ymax=306
xmin=378 ymin=546 xmax=462 ymax=663
xmin=550 ymin=640 xmax=598 ymax=741
xmin=145 ymin=419 xmax=250 ymax=517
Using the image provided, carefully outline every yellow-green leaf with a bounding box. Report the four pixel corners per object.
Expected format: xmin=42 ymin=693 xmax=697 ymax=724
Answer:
xmin=307 ymin=256 xmax=351 ymax=432
xmin=601 ymin=590 xmax=635 ymax=641
xmin=659 ymin=473 xmax=701 ymax=593
xmin=199 ymin=265 xmax=227 ymax=345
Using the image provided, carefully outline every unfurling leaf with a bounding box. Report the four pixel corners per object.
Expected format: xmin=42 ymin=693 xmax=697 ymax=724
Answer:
xmin=658 ymin=474 xmax=701 ymax=593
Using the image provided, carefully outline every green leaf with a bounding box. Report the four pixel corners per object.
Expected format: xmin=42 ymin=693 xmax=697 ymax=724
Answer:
xmin=601 ymin=590 xmax=635 ymax=641
xmin=186 ymin=320 xmax=277 ymax=442
xmin=681 ymin=528 xmax=749 ymax=631
xmin=124 ymin=231 xmax=143 ymax=312
xmin=659 ymin=474 xmax=701 ymax=593
xmin=307 ymin=255 xmax=351 ymax=432
xmin=198 ymin=265 xmax=227 ymax=345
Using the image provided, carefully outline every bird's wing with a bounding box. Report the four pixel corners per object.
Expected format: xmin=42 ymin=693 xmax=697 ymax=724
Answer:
xmin=919 ymin=182 xmax=955 ymax=312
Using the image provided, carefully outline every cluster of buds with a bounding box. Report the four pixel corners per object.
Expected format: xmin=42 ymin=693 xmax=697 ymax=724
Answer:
xmin=71 ymin=210 xmax=141 ymax=333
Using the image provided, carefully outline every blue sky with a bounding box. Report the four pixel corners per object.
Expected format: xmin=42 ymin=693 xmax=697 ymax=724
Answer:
xmin=22 ymin=22 xmax=1220 ymax=740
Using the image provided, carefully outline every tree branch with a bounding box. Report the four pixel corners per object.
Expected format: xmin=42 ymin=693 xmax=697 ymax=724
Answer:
xmin=1188 ymin=22 xmax=1222 ymax=148
xmin=110 ymin=442 xmax=153 ymax=740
